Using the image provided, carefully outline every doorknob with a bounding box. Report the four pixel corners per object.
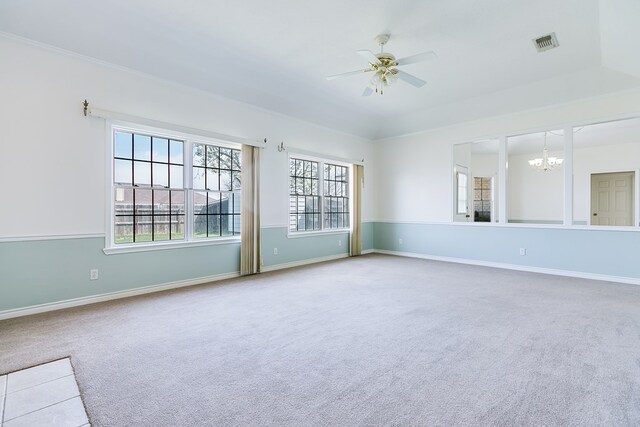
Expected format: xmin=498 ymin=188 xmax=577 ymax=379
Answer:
xmin=593 ymin=213 xmax=598 ymax=216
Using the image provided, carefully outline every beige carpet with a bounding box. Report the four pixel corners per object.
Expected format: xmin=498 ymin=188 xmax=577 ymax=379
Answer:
xmin=1 ymin=254 xmax=640 ymax=426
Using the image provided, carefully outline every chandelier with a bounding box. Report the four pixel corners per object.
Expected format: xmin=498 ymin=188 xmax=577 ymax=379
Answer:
xmin=528 ymin=131 xmax=564 ymax=171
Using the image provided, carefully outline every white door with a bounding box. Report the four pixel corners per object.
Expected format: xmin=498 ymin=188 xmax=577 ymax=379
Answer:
xmin=454 ymin=165 xmax=471 ymax=222
xmin=590 ymin=172 xmax=634 ymax=226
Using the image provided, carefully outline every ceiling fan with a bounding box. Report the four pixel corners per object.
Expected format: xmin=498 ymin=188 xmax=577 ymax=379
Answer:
xmin=326 ymin=34 xmax=437 ymax=96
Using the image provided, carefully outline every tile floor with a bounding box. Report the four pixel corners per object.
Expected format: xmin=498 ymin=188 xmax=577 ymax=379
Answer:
xmin=0 ymin=358 xmax=89 ymax=426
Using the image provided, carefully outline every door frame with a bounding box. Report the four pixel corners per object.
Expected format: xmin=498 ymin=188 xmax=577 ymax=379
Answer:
xmin=589 ymin=170 xmax=639 ymax=226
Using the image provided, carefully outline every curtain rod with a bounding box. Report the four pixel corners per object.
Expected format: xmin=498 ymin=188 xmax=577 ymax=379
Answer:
xmin=85 ymin=103 xmax=266 ymax=148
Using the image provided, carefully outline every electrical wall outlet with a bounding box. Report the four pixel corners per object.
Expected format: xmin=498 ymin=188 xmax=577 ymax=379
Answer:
xmin=519 ymin=248 xmax=526 ymax=256
xmin=273 ymin=247 xmax=278 ymax=255
xmin=338 ymin=240 xmax=342 ymax=246
xmin=399 ymin=238 xmax=403 ymax=245
xmin=90 ymin=269 xmax=99 ymax=280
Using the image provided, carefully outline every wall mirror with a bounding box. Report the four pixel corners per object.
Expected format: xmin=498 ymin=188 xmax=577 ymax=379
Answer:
xmin=573 ymin=117 xmax=640 ymax=226
xmin=453 ymin=139 xmax=499 ymax=222
xmin=507 ymin=130 xmax=564 ymax=224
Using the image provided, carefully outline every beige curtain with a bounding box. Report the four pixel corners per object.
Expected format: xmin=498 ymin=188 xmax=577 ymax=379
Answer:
xmin=350 ymin=164 xmax=363 ymax=256
xmin=240 ymin=145 xmax=260 ymax=275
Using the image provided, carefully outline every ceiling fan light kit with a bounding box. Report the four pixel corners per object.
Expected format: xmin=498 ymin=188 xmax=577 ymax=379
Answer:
xmin=326 ymin=33 xmax=436 ymax=96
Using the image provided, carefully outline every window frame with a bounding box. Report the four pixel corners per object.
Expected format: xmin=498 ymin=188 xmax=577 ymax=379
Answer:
xmin=287 ymin=152 xmax=352 ymax=236
xmin=104 ymin=121 xmax=242 ymax=254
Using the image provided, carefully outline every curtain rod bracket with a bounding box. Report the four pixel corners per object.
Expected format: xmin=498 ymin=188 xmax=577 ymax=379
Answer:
xmin=277 ymin=142 xmax=285 ymax=152
xmin=83 ymin=99 xmax=89 ymax=117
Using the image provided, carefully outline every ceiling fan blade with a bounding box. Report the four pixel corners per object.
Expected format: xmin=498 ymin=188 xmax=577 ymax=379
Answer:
xmin=326 ymin=69 xmax=369 ymax=80
xmin=396 ymin=51 xmax=437 ymax=66
xmin=357 ymin=50 xmax=381 ymax=65
xmin=362 ymin=87 xmax=373 ymax=97
xmin=396 ymin=70 xmax=427 ymax=88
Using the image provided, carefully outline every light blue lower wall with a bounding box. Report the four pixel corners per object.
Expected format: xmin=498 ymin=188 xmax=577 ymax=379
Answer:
xmin=0 ymin=237 xmax=241 ymax=312
xmin=260 ymin=227 xmax=349 ymax=267
xmin=362 ymin=221 xmax=374 ymax=251
xmin=0 ymin=223 xmax=375 ymax=313
xmin=373 ymin=222 xmax=640 ymax=279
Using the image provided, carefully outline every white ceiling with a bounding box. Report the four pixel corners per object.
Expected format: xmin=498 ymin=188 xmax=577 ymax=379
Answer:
xmin=1 ymin=0 xmax=639 ymax=140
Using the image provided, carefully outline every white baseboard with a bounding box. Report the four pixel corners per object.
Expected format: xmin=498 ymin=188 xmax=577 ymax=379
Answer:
xmin=362 ymin=249 xmax=375 ymax=254
xmin=0 ymin=271 xmax=240 ymax=321
xmin=261 ymin=253 xmax=349 ymax=272
xmin=373 ymin=249 xmax=640 ymax=286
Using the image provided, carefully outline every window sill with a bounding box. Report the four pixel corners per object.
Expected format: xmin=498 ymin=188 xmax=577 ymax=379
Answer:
xmin=287 ymin=229 xmax=350 ymax=239
xmin=103 ymin=237 xmax=240 ymax=255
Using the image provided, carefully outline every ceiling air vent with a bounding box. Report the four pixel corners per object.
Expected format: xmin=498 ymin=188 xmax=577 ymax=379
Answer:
xmin=533 ymin=32 xmax=559 ymax=52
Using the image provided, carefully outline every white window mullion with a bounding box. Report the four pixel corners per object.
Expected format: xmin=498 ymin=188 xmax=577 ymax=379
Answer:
xmin=319 ymin=160 xmax=325 ymax=231
xmin=185 ymin=140 xmax=194 ymax=241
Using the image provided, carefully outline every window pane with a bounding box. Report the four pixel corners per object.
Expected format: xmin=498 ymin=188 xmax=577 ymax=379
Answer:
xmin=207 ymin=192 xmax=221 ymax=214
xmin=134 ymin=215 xmax=153 ymax=242
xmin=133 ymin=134 xmax=151 ymax=161
xmin=232 ymin=171 xmax=241 ymax=191
xmin=114 ymin=188 xmax=133 ymax=215
xmin=114 ymin=159 xmax=132 ymax=184
xmin=193 ymin=215 xmax=208 ymax=238
xmin=232 ymin=150 xmax=241 ymax=171
xmin=220 ymin=148 xmax=231 ymax=170
xmin=152 ymin=163 xmax=168 ymax=187
xmin=193 ymin=144 xmax=205 ymax=166
xmin=206 ymin=145 xmax=220 ymax=169
xmin=220 ymin=194 xmax=231 ymax=215
xmin=134 ymin=161 xmax=151 ymax=186
xmin=154 ymin=216 xmax=170 ymax=241
xmin=194 ymin=191 xmax=208 ymax=215
xmin=170 ymin=214 xmax=185 ymax=240
xmin=170 ymin=140 xmax=183 ymax=164
xmin=169 ymin=165 xmax=183 ymax=188
xmin=193 ymin=166 xmax=206 ymax=190
xmin=154 ymin=190 xmax=170 ymax=215
xmin=114 ymin=215 xmax=133 ymax=244
xmin=220 ymin=170 xmax=231 ymax=191
xmin=233 ymin=193 xmax=241 ymax=215
xmin=206 ymin=169 xmax=219 ymax=191
xmin=170 ymin=191 xmax=185 ymax=214
xmin=115 ymin=132 xmax=132 ymax=159
xmin=134 ymin=189 xmax=152 ymax=219
xmin=152 ymin=137 xmax=168 ymax=162
xmin=210 ymin=214 xmax=223 ymax=236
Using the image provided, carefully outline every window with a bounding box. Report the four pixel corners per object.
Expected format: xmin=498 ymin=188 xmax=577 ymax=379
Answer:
xmin=192 ymin=144 xmax=241 ymax=238
xmin=323 ymin=164 xmax=349 ymax=229
xmin=110 ymin=126 xmax=241 ymax=248
xmin=289 ymin=156 xmax=349 ymax=232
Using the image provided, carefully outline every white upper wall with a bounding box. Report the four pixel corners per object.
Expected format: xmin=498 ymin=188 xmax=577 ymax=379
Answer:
xmin=0 ymin=36 xmax=374 ymax=237
xmin=373 ymin=89 xmax=640 ymax=223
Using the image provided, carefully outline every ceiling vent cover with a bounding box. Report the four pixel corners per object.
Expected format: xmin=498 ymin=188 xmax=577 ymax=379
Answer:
xmin=533 ymin=32 xmax=559 ymax=52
